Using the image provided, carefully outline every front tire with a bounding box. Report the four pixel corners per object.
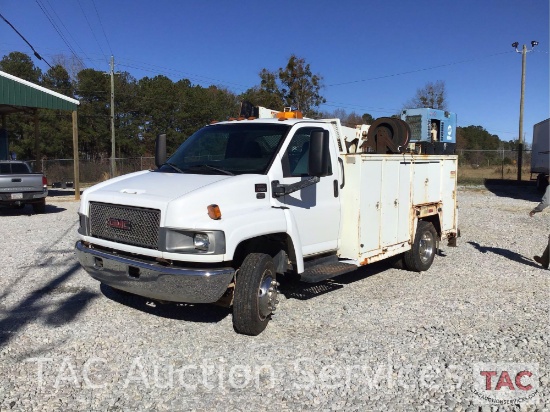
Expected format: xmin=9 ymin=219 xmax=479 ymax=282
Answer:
xmin=233 ymin=253 xmax=278 ymax=336
xmin=404 ymin=221 xmax=438 ymax=272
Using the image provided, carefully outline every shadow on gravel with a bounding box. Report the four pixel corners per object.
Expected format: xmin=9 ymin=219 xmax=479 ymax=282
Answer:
xmin=483 ymin=179 xmax=541 ymax=202
xmin=100 ymin=284 xmax=230 ymax=323
xmin=0 ymin=262 xmax=99 ymax=347
xmin=0 ymin=204 xmax=66 ymax=215
xmin=467 ymin=241 xmax=541 ymax=269
xmin=281 ymin=261 xmax=389 ymax=300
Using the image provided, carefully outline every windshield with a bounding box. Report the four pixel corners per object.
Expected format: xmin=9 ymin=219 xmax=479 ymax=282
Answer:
xmin=158 ymin=123 xmax=291 ymax=175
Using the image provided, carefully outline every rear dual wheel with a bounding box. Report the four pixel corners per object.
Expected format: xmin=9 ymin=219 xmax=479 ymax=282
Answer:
xmin=403 ymin=221 xmax=438 ymax=272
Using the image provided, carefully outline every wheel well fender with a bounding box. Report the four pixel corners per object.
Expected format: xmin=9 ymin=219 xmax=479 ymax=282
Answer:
xmin=418 ymin=214 xmax=442 ymax=239
xmin=232 ymin=234 xmax=297 ymax=274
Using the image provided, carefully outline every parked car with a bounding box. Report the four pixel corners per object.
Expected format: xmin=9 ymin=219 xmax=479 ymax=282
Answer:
xmin=0 ymin=161 xmax=48 ymax=213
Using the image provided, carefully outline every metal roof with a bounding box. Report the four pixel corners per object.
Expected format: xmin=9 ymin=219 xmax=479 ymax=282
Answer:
xmin=0 ymin=70 xmax=80 ymax=114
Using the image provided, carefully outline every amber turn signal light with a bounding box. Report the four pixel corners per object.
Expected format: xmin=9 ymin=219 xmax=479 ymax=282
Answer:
xmin=207 ymin=204 xmax=222 ymax=220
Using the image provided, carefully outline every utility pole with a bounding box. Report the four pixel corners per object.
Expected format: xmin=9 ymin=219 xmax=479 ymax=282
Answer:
xmin=512 ymin=41 xmax=538 ymax=181
xmin=517 ymin=44 xmax=526 ymax=181
xmin=110 ymin=55 xmax=116 ymax=177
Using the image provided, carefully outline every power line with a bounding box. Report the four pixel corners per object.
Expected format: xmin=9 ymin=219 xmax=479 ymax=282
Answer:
xmin=322 ymin=100 xmax=399 ymax=114
xmin=117 ymin=62 xmax=251 ymax=92
xmin=116 ymin=58 xmax=252 ymax=89
xmin=77 ymin=0 xmax=108 ymax=64
xmin=35 ymin=0 xmax=86 ymax=69
xmin=43 ymin=0 xmax=91 ymax=68
xmin=91 ymin=0 xmax=113 ymax=56
xmin=0 ymin=11 xmax=52 ymax=68
xmin=326 ymin=51 xmax=513 ymax=87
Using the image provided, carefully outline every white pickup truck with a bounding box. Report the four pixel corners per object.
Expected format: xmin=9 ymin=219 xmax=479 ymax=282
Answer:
xmin=75 ymin=111 xmax=458 ymax=335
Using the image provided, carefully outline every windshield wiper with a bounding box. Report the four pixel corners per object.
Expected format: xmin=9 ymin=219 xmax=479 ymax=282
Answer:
xmin=162 ymin=162 xmax=184 ymax=173
xmin=186 ymin=164 xmax=234 ymax=176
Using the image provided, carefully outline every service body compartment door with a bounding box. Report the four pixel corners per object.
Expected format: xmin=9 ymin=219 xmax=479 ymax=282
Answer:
xmin=396 ymin=160 xmax=412 ymax=243
xmin=412 ymin=161 xmax=441 ymax=204
xmin=380 ymin=160 xmax=399 ymax=246
xmin=359 ymin=159 xmax=382 ymax=252
xmin=365 ymin=158 xmax=412 ymax=249
xmin=440 ymin=158 xmax=458 ymax=231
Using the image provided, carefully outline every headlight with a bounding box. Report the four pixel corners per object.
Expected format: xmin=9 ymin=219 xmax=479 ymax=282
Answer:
xmin=194 ymin=233 xmax=210 ymax=251
xmin=161 ymin=229 xmax=225 ymax=254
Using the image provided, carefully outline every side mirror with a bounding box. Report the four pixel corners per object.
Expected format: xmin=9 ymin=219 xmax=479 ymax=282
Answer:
xmin=308 ymin=130 xmax=330 ymax=177
xmin=155 ymin=134 xmax=167 ymax=168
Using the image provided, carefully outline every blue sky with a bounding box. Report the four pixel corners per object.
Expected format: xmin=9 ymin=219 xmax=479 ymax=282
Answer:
xmin=1 ymin=0 xmax=549 ymax=144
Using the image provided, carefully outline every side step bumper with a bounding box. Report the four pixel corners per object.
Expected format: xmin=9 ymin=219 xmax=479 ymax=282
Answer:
xmin=299 ymin=262 xmax=357 ymax=283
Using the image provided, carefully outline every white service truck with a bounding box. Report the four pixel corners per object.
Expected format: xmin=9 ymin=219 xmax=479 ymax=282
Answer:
xmin=531 ymin=118 xmax=550 ymax=191
xmin=75 ymin=108 xmax=459 ymax=335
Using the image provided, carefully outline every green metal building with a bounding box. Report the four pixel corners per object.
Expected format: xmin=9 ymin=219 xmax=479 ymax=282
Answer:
xmin=0 ymin=70 xmax=81 ymax=199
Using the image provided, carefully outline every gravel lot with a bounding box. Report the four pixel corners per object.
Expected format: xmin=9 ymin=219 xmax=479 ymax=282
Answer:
xmin=0 ymin=185 xmax=548 ymax=411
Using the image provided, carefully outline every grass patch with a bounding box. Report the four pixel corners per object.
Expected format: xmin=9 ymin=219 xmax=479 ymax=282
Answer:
xmin=458 ymin=165 xmax=533 ymax=185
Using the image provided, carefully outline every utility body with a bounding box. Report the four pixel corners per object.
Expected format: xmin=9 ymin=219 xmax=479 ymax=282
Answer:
xmin=75 ymin=108 xmax=459 ymax=335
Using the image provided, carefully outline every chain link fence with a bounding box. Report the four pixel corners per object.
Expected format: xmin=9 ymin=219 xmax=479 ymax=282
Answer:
xmin=27 ymin=151 xmax=539 ymax=186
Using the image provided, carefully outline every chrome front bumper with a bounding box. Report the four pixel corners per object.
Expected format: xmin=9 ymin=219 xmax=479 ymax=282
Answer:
xmin=75 ymin=241 xmax=234 ymax=303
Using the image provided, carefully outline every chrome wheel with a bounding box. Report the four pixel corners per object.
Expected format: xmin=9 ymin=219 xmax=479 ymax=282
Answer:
xmin=258 ymin=273 xmax=278 ymax=319
xmin=419 ymin=231 xmax=435 ymax=264
xmin=404 ymin=221 xmax=438 ymax=272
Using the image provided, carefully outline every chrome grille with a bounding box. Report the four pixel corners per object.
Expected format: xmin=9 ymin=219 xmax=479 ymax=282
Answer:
xmin=89 ymin=202 xmax=160 ymax=249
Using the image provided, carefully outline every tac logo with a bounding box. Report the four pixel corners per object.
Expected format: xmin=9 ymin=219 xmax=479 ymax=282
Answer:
xmin=107 ymin=218 xmax=132 ymax=231
xmin=472 ymin=363 xmax=538 ymax=405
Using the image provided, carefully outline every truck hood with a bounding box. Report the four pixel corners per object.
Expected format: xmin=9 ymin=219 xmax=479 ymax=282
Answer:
xmin=81 ymin=170 xmax=274 ymax=234
xmin=81 ymin=171 xmax=232 ymax=210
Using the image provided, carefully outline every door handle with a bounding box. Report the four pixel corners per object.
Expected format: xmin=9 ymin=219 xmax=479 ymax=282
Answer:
xmin=337 ymin=157 xmax=345 ymax=189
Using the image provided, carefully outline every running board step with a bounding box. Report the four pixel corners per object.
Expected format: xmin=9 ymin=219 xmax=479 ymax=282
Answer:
xmin=299 ymin=262 xmax=357 ymax=283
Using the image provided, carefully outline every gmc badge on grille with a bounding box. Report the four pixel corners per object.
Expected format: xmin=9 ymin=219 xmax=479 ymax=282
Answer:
xmin=107 ymin=218 xmax=132 ymax=230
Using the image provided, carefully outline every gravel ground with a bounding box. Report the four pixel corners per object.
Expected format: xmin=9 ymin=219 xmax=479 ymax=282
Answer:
xmin=0 ymin=185 xmax=548 ymax=411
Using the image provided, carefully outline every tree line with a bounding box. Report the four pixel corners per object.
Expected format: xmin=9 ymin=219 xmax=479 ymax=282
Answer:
xmin=1 ymin=51 xmax=517 ymax=163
